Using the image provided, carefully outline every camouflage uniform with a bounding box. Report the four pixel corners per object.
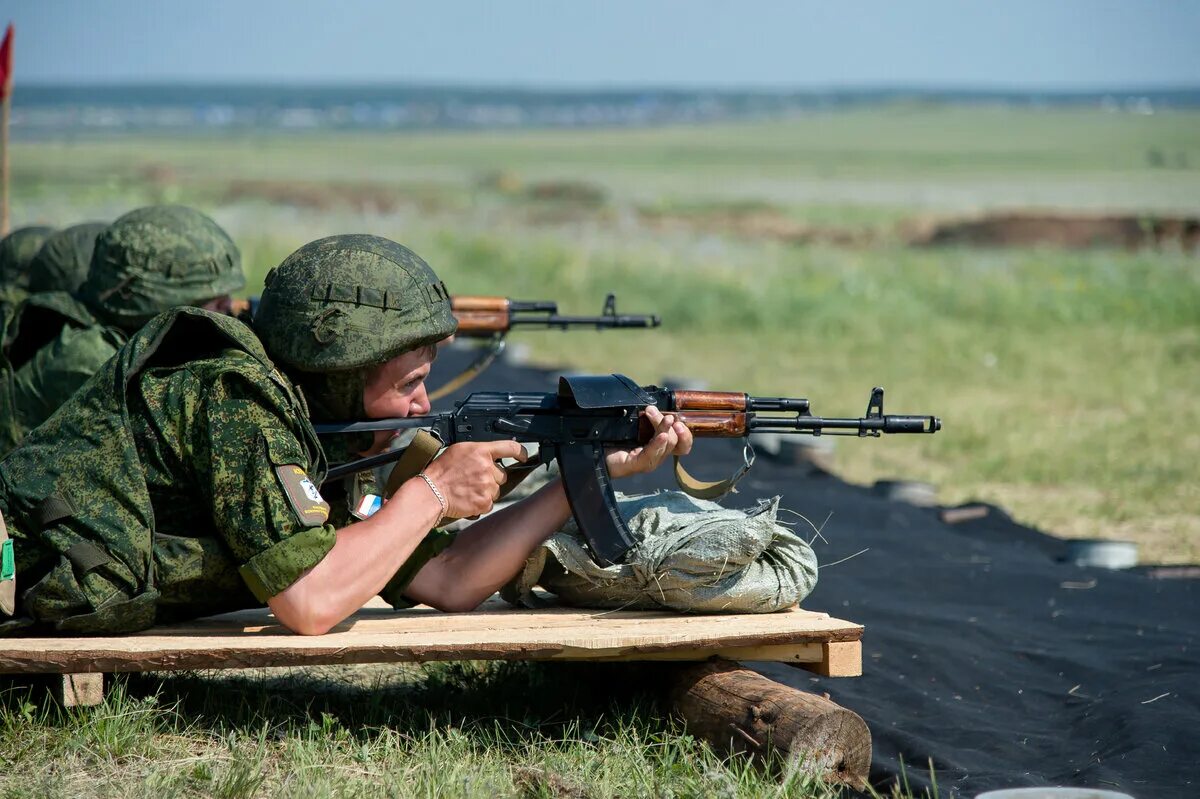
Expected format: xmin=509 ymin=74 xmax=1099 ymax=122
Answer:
xmin=0 ymin=292 xmax=122 ymax=456
xmin=0 ymin=226 xmax=57 ymax=310
xmin=0 ymin=226 xmax=56 ymax=302
xmin=0 ymin=235 xmax=458 ymax=635
xmin=27 ymin=222 xmax=108 ymax=295
xmin=0 ymin=207 xmax=242 ymax=457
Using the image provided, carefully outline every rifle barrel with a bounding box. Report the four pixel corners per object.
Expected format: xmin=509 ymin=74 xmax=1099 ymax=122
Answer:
xmin=747 ymin=414 xmax=940 ymax=435
xmin=508 ymin=313 xmax=661 ymax=329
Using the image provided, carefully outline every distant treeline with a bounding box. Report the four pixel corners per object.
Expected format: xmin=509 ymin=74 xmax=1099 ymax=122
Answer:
xmin=12 ymin=84 xmax=1200 ymax=138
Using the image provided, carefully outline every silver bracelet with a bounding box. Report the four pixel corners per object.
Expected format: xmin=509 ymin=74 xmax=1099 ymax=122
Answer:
xmin=417 ymin=472 xmax=448 ymax=523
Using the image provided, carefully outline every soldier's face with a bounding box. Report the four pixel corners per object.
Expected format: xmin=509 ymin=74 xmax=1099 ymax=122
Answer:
xmin=359 ymin=345 xmax=437 ymax=455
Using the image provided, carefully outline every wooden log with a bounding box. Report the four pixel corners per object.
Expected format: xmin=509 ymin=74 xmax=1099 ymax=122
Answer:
xmin=668 ymin=659 xmax=870 ymax=788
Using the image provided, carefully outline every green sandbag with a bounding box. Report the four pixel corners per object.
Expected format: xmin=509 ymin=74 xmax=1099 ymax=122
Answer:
xmin=503 ymin=491 xmax=818 ymax=613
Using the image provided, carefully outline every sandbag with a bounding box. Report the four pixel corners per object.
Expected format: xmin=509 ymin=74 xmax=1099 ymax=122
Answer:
xmin=502 ymin=490 xmax=818 ymax=613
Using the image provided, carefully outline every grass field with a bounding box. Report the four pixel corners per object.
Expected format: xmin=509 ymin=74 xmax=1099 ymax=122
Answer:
xmin=2 ymin=664 xmax=863 ymax=799
xmin=5 ymin=106 xmax=1198 ymax=796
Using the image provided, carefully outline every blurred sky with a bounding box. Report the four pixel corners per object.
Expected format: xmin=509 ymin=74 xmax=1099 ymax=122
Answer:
xmin=9 ymin=0 xmax=1200 ymax=88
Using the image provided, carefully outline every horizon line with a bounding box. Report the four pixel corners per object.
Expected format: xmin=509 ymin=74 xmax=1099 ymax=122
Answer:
xmin=15 ymin=79 xmax=1200 ymax=95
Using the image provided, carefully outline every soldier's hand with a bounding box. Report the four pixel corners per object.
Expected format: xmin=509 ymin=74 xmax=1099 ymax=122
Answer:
xmin=422 ymin=440 xmax=528 ymax=519
xmin=606 ymin=405 xmax=693 ymax=479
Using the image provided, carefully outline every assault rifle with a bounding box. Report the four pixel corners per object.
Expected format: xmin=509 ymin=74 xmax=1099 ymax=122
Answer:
xmin=317 ymin=374 xmax=940 ymax=566
xmin=233 ymin=293 xmax=661 ymax=400
xmin=451 ymin=293 xmax=659 ymax=336
xmin=431 ymin=293 xmax=659 ymax=399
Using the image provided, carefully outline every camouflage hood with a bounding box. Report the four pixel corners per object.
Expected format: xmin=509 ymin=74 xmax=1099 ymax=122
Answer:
xmin=0 ymin=226 xmax=57 ymax=292
xmin=28 ymin=222 xmax=108 ymax=295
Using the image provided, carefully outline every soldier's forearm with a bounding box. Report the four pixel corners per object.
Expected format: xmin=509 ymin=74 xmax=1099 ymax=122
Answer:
xmin=267 ymin=478 xmax=444 ymax=634
xmin=403 ymin=479 xmax=572 ymax=611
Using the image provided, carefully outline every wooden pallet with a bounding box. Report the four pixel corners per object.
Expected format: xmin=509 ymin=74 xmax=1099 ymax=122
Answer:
xmin=0 ymin=596 xmax=861 ymax=681
xmin=0 ymin=598 xmax=870 ymax=785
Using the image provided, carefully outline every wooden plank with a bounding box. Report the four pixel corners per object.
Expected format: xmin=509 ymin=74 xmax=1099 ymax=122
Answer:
xmin=569 ymin=643 xmax=823 ymax=663
xmin=52 ymin=673 xmax=104 ymax=707
xmin=811 ymin=641 xmax=863 ymax=678
xmin=0 ymin=597 xmax=862 ymax=676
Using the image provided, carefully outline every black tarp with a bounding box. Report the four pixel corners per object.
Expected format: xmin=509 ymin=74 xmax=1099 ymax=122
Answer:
xmin=430 ymin=346 xmax=1199 ymax=798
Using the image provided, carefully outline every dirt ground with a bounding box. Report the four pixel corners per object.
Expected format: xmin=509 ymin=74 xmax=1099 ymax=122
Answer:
xmin=907 ymin=212 xmax=1200 ymax=250
xmin=216 ymin=176 xmax=1200 ymax=252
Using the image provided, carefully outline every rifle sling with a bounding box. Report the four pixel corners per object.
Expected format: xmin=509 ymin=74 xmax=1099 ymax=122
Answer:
xmin=383 ymin=430 xmax=445 ymax=499
xmin=673 ymin=455 xmax=750 ymax=501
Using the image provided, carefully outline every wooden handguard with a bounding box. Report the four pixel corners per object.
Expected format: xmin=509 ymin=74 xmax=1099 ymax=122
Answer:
xmin=671 ymin=390 xmax=748 ymax=411
xmin=678 ymin=412 xmax=748 ymax=437
xmin=638 ymin=411 xmax=748 ymax=440
xmin=451 ymin=296 xmax=511 ymax=312
xmin=453 ymin=310 xmax=512 ymax=333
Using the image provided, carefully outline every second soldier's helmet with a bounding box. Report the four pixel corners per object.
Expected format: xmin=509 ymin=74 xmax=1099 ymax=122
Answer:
xmin=254 ymin=234 xmax=457 ymax=420
xmin=0 ymin=226 xmax=57 ymax=291
xmin=28 ymin=221 xmax=109 ymax=295
xmin=77 ymin=205 xmax=244 ymax=330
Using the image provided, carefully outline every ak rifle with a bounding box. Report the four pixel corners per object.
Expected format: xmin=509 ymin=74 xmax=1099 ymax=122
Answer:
xmin=318 ymin=374 xmax=940 ymax=566
xmin=451 ymin=293 xmax=659 ymax=336
xmin=432 ymin=293 xmax=660 ymax=399
xmin=233 ymin=293 xmax=661 ymax=400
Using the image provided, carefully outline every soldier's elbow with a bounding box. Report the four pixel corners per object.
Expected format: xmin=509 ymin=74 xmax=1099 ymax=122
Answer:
xmin=268 ymin=591 xmax=342 ymax=636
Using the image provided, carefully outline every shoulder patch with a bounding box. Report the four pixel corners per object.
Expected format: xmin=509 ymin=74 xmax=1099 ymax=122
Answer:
xmin=274 ymin=465 xmax=331 ymax=527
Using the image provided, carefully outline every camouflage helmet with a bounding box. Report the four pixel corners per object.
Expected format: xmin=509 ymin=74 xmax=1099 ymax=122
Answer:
xmin=255 ymin=234 xmax=456 ymax=374
xmin=28 ymin=221 xmax=108 ymax=295
xmin=0 ymin=226 xmax=57 ymax=291
xmin=77 ymin=205 xmax=244 ymax=330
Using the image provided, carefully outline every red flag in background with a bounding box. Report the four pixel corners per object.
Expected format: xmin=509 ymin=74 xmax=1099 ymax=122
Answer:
xmin=0 ymin=25 xmax=13 ymax=101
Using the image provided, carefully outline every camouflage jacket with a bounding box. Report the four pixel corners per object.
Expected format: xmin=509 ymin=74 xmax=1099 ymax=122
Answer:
xmin=1 ymin=307 xmax=451 ymax=636
xmin=0 ymin=306 xmax=337 ymax=634
xmin=0 ymin=292 xmax=124 ymax=457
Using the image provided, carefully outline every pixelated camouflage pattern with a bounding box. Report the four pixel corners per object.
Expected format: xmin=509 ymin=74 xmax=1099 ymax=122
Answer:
xmin=0 ymin=226 xmax=56 ymax=292
xmin=0 ymin=293 xmax=116 ymax=456
xmin=3 ymin=290 xmax=97 ymax=353
xmin=254 ymin=234 xmax=457 ymax=374
xmin=27 ymin=222 xmax=108 ymax=295
xmin=76 ymin=206 xmax=244 ymax=331
xmin=0 ymin=307 xmax=330 ymax=634
xmin=0 ymin=325 xmax=123 ymax=458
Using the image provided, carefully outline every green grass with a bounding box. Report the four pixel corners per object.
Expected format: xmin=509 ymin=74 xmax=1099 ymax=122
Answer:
xmin=0 ymin=664 xmax=877 ymax=798
xmin=14 ymin=107 xmax=1200 ymax=213
xmin=4 ymin=107 xmax=1197 ymax=794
